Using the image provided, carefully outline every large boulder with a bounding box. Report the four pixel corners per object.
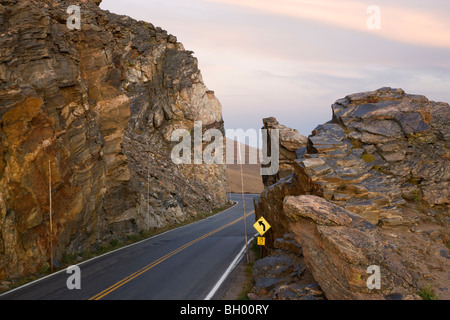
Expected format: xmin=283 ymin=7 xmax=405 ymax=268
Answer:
xmin=284 ymin=195 xmax=419 ymax=300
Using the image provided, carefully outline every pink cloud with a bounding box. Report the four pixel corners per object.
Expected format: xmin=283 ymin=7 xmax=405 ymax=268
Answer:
xmin=204 ymin=0 xmax=450 ymax=49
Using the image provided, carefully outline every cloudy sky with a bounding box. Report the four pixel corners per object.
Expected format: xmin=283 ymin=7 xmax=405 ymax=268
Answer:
xmin=100 ymin=0 xmax=450 ymax=142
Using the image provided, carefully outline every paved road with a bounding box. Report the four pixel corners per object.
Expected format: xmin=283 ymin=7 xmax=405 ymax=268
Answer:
xmin=0 ymin=194 xmax=258 ymax=300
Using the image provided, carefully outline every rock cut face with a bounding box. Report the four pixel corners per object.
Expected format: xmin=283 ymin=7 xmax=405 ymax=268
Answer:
xmin=259 ymin=87 xmax=449 ymax=230
xmin=0 ymin=0 xmax=226 ymax=280
xmin=254 ymin=87 xmax=449 ymax=300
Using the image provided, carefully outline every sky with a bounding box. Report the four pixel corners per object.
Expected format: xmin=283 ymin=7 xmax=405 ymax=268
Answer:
xmin=100 ymin=0 xmax=450 ymax=144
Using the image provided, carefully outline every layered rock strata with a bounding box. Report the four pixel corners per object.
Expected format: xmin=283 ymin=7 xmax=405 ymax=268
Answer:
xmin=283 ymin=195 xmax=419 ymax=300
xmin=0 ymin=0 xmax=226 ymax=281
xmin=261 ymin=117 xmax=307 ymax=188
xmin=254 ymin=88 xmax=449 ymax=299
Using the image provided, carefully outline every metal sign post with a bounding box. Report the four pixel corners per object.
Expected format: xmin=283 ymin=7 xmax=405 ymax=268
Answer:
xmin=237 ymin=137 xmax=249 ymax=263
xmin=48 ymin=159 xmax=53 ymax=272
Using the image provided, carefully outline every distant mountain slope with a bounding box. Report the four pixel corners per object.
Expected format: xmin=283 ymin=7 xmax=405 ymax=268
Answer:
xmin=225 ymin=138 xmax=265 ymax=194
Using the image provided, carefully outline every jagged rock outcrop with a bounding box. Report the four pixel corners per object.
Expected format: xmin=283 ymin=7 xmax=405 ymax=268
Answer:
xmin=0 ymin=0 xmax=226 ymax=281
xmin=253 ymin=88 xmax=449 ymax=300
xmin=261 ymin=117 xmax=307 ymax=188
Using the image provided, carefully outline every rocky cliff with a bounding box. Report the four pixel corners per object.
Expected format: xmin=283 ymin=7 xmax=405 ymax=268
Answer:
xmin=253 ymin=88 xmax=449 ymax=300
xmin=0 ymin=0 xmax=227 ymax=281
xmin=261 ymin=117 xmax=307 ymax=188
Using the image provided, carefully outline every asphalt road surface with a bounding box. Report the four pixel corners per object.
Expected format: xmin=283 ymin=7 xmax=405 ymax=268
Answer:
xmin=0 ymin=194 xmax=258 ymax=300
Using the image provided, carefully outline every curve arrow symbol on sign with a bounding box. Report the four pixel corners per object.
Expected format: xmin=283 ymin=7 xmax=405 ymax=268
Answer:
xmin=258 ymin=221 xmax=266 ymax=232
xmin=254 ymin=217 xmax=271 ymax=236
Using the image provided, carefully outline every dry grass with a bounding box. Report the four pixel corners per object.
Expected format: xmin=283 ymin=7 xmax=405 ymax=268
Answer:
xmin=225 ymin=138 xmax=265 ymax=194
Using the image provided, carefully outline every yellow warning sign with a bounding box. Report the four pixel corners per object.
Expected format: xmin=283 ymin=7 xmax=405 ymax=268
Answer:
xmin=257 ymin=237 xmax=265 ymax=246
xmin=253 ymin=217 xmax=271 ymax=236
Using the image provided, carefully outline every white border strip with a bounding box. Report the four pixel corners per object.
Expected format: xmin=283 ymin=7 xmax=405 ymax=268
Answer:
xmin=204 ymin=233 xmax=257 ymax=300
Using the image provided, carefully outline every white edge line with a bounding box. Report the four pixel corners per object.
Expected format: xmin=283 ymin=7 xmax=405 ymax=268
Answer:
xmin=204 ymin=233 xmax=258 ymax=300
xmin=1 ymin=200 xmax=240 ymax=298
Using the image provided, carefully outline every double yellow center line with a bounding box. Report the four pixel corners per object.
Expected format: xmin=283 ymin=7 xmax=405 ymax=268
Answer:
xmin=89 ymin=210 xmax=255 ymax=300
